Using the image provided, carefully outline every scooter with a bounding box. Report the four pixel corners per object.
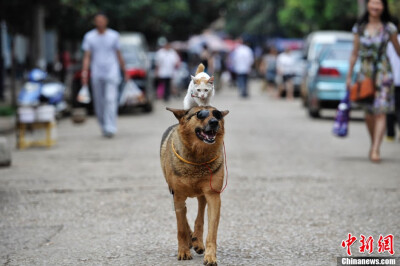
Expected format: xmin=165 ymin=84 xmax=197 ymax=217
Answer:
xmin=18 ymin=68 xmax=67 ymax=118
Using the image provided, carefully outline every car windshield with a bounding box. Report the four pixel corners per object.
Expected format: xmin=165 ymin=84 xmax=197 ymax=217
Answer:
xmin=121 ymin=45 xmax=146 ymax=67
xmin=321 ymin=43 xmax=353 ymax=61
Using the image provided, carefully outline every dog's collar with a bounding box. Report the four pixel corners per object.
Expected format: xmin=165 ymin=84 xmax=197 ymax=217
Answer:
xmin=172 ymin=141 xmax=219 ymax=166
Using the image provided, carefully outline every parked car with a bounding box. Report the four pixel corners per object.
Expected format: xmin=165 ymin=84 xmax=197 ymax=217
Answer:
xmin=306 ymin=41 xmax=359 ymax=118
xmin=301 ymin=31 xmax=354 ymax=108
xmin=71 ymin=32 xmax=153 ymax=113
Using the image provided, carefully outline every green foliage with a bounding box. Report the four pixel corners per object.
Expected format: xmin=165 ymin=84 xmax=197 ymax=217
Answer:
xmin=0 ymin=105 xmax=15 ymax=116
xmin=278 ymin=0 xmax=358 ymax=37
xmin=222 ymin=0 xmax=359 ymax=38
xmin=223 ymin=0 xmax=282 ymax=37
xmin=57 ymin=0 xmax=223 ymax=43
xmin=389 ymin=0 xmax=400 ymax=20
xmin=1 ymin=0 xmax=223 ymax=44
xmin=3 ymin=0 xmax=388 ymax=45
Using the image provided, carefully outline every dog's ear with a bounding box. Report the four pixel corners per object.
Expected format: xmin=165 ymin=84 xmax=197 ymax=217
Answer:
xmin=191 ymin=75 xmax=196 ymax=81
xmin=221 ymin=110 xmax=229 ymax=117
xmin=208 ymin=76 xmax=214 ymax=84
xmin=166 ymin=107 xmax=187 ymax=120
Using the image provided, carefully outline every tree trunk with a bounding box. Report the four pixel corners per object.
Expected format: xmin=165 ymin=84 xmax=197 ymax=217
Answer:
xmin=10 ymin=36 xmax=16 ymax=107
xmin=0 ymin=21 xmax=4 ymax=101
xmin=31 ymin=3 xmax=46 ymax=69
xmin=358 ymin=0 xmax=366 ymax=17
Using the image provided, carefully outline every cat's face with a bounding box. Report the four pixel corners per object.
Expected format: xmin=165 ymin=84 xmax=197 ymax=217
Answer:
xmin=191 ymin=76 xmax=214 ymax=100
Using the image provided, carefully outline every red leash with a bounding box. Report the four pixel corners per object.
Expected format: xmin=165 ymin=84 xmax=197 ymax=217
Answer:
xmin=206 ymin=142 xmax=228 ymax=193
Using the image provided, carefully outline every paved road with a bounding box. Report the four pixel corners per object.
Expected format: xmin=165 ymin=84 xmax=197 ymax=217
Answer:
xmin=1 ymin=81 xmax=399 ymax=265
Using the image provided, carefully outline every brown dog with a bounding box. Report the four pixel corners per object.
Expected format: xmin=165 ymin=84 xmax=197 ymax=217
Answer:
xmin=160 ymin=106 xmax=229 ymax=265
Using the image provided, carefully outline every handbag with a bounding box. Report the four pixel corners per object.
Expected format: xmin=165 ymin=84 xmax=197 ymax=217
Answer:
xmin=350 ymin=28 xmax=385 ymax=103
xmin=119 ymin=80 xmax=143 ymax=106
xmin=349 ymin=77 xmax=375 ymax=103
xmin=333 ymin=91 xmax=350 ymax=137
xmin=77 ymin=85 xmax=91 ymax=104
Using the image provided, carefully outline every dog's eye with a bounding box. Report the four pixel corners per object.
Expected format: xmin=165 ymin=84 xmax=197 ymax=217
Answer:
xmin=197 ymin=89 xmax=201 ymax=92
xmin=205 ymin=89 xmax=208 ymax=92
xmin=196 ymin=110 xmax=210 ymax=120
xmin=213 ymin=110 xmax=222 ymax=120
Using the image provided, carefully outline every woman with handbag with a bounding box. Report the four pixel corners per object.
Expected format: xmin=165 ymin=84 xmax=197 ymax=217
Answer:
xmin=346 ymin=0 xmax=400 ymax=163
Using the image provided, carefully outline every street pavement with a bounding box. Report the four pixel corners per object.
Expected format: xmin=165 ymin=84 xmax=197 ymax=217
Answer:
xmin=1 ymin=81 xmax=399 ymax=265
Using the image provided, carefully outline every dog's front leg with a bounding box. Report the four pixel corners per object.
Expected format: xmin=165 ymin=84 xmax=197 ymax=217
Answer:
xmin=204 ymin=193 xmax=221 ymax=266
xmin=174 ymin=198 xmax=192 ymax=260
xmin=192 ymin=195 xmax=206 ymax=254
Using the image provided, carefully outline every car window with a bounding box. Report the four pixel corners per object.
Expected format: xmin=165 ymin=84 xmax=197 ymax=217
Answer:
xmin=312 ymin=43 xmax=330 ymax=60
xmin=321 ymin=43 xmax=353 ymax=60
xmin=121 ymin=50 xmax=139 ymax=64
xmin=323 ymin=48 xmax=352 ymax=60
xmin=121 ymin=45 xmax=147 ymax=67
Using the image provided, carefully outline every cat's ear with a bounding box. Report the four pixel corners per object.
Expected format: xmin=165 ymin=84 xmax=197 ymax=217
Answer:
xmin=208 ymin=76 xmax=214 ymax=84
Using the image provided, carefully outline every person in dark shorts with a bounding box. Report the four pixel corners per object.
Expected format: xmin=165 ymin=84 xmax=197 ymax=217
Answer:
xmin=277 ymin=47 xmax=295 ymax=99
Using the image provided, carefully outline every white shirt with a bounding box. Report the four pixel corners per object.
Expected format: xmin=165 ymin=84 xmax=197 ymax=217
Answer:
xmin=232 ymin=44 xmax=254 ymax=74
xmin=277 ymin=52 xmax=295 ymax=75
xmin=155 ymin=48 xmax=180 ymax=78
xmin=82 ymin=28 xmax=121 ymax=80
xmin=387 ymin=34 xmax=400 ymax=86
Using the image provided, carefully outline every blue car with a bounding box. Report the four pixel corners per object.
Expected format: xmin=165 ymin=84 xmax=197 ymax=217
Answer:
xmin=306 ymin=42 xmax=359 ymax=118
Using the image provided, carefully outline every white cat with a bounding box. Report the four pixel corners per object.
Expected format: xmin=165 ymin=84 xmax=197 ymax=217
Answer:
xmin=183 ymin=63 xmax=215 ymax=110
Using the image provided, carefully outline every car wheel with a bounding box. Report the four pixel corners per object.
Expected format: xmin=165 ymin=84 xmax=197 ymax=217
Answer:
xmin=308 ymin=108 xmax=320 ymax=118
xmin=301 ymin=92 xmax=308 ymax=107
xmin=142 ymin=102 xmax=153 ymax=113
xmin=307 ymin=96 xmax=320 ymax=118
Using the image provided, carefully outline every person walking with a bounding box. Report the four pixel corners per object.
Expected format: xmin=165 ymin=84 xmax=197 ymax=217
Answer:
xmin=232 ymin=38 xmax=254 ymax=98
xmin=276 ymin=47 xmax=295 ymax=100
xmin=386 ymin=18 xmax=400 ymax=141
xmin=200 ymin=43 xmax=212 ymax=73
xmin=81 ymin=12 xmax=128 ymax=138
xmin=259 ymin=46 xmax=278 ymax=94
xmin=155 ymin=41 xmax=180 ymax=101
xmin=346 ymin=0 xmax=400 ymax=162
xmin=211 ymin=51 xmax=222 ymax=92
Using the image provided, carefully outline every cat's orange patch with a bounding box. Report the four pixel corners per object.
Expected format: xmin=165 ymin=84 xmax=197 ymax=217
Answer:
xmin=194 ymin=77 xmax=209 ymax=85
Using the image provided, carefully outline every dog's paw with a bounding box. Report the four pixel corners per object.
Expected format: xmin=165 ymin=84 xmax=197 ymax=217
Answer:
xmin=192 ymin=237 xmax=205 ymax=254
xmin=203 ymin=253 xmax=217 ymax=266
xmin=177 ymin=248 xmax=192 ymax=260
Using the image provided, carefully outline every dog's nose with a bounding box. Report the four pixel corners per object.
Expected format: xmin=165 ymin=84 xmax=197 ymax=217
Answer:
xmin=209 ymin=118 xmax=219 ymax=128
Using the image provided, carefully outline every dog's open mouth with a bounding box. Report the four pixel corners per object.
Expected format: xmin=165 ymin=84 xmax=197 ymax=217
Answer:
xmin=195 ymin=128 xmax=217 ymax=144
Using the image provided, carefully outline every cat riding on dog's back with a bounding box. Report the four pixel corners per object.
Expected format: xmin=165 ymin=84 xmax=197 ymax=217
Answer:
xmin=183 ymin=64 xmax=215 ymax=110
